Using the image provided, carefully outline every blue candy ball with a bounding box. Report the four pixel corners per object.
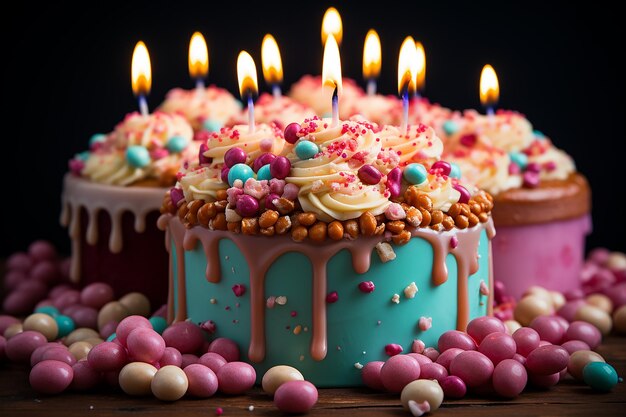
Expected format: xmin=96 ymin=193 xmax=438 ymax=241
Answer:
xmin=443 ymin=120 xmax=459 ymax=136
xmin=227 ymin=163 xmax=254 ymax=187
xmin=126 ymin=145 xmax=151 ymax=168
xmin=54 ymin=314 xmax=75 ymax=338
xmin=295 ymin=140 xmax=319 ymax=160
xmin=89 ymin=133 xmax=107 ymax=147
xmin=449 ymin=162 xmax=462 ymax=179
xmin=583 ymin=362 xmax=619 ymax=391
xmin=256 ymin=164 xmax=272 ymax=181
xmin=203 ymin=119 xmax=223 ymax=132
xmin=76 ymin=151 xmax=90 ymax=161
xmin=106 ymin=332 xmax=117 ymax=342
xmin=533 ymin=129 xmax=545 ymax=139
xmin=35 ymin=305 xmax=60 ymax=317
xmin=166 ymin=135 xmax=189 ymax=153
xmin=509 ymin=151 xmax=528 ymax=169
xmin=149 ymin=316 xmax=168 ymax=335
xmin=403 ymin=163 xmax=428 ymax=185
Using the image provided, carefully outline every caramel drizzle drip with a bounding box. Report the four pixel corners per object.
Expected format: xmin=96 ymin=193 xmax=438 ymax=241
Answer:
xmin=159 ymin=214 xmax=494 ymax=362
xmin=60 ymin=174 xmax=165 ymax=282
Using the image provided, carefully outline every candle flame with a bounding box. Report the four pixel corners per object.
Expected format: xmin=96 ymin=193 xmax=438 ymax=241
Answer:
xmin=363 ymin=29 xmax=381 ymax=80
xmin=321 ymin=7 xmax=343 ymax=46
xmin=415 ymin=41 xmax=426 ymax=92
xmin=480 ymin=64 xmax=499 ymax=107
xmin=397 ymin=36 xmax=417 ymax=96
xmin=261 ymin=34 xmax=283 ymax=85
xmin=131 ymin=41 xmax=151 ymax=97
xmin=322 ymin=34 xmax=342 ymax=96
xmin=237 ymin=51 xmax=258 ymax=99
xmin=188 ymin=32 xmax=209 ymax=79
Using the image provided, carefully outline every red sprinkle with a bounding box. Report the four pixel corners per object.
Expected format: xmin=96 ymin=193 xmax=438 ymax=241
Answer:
xmin=450 ymin=236 xmax=459 ymax=249
xmin=326 ymin=291 xmax=339 ymax=303
xmin=358 ymin=281 xmax=376 ymax=293
xmin=385 ymin=343 xmax=404 ymax=356
xmin=215 ymin=407 xmax=223 ymax=416
xmin=232 ymin=284 xmax=246 ymax=297
xmin=290 ymin=311 xmax=297 ymax=317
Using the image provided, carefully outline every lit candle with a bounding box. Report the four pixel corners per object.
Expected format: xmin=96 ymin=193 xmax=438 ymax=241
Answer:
xmin=363 ymin=29 xmax=381 ymax=96
xmin=131 ymin=41 xmax=152 ymax=117
xmin=321 ymin=7 xmax=343 ymax=46
xmin=398 ymin=36 xmax=417 ymax=133
xmin=480 ymin=64 xmax=499 ymax=117
xmin=189 ymin=32 xmax=209 ymax=91
xmin=237 ymin=51 xmax=259 ymax=134
xmin=322 ymin=34 xmax=343 ymax=127
xmin=414 ymin=41 xmax=426 ymax=99
xmin=261 ymin=34 xmax=283 ymax=100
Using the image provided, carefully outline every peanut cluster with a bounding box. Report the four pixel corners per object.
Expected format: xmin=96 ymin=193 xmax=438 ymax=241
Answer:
xmin=161 ymin=185 xmax=493 ymax=245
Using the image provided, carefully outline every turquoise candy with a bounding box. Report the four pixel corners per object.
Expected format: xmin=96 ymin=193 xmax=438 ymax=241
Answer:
xmin=403 ymin=163 xmax=428 ymax=185
xmin=54 ymin=315 xmax=75 ymax=338
xmin=166 ymin=135 xmax=189 ymax=153
xmin=89 ymin=133 xmax=107 ymax=147
xmin=509 ymin=151 xmax=528 ymax=169
xmin=106 ymin=333 xmax=117 ymax=342
xmin=149 ymin=316 xmax=168 ymax=335
xmin=203 ymin=119 xmax=223 ymax=132
xmin=533 ymin=129 xmax=545 ymax=139
xmin=126 ymin=145 xmax=151 ymax=168
xmin=449 ymin=162 xmax=462 ymax=179
xmin=295 ymin=140 xmax=319 ymax=160
xmin=443 ymin=120 xmax=459 ymax=136
xmin=227 ymin=163 xmax=254 ymax=187
xmin=35 ymin=305 xmax=59 ymax=317
xmin=321 ymin=112 xmax=332 ymax=119
xmin=76 ymin=151 xmax=90 ymax=161
xmin=257 ymin=164 xmax=272 ymax=181
xmin=583 ymin=362 xmax=619 ymax=391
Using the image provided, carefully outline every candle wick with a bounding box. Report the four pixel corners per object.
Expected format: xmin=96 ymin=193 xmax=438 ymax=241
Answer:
xmin=195 ymin=78 xmax=205 ymax=91
xmin=331 ymin=85 xmax=339 ymax=128
xmin=366 ymin=79 xmax=376 ymax=96
xmin=248 ymin=95 xmax=255 ymax=134
xmin=138 ymin=95 xmax=149 ymax=117
xmin=272 ymin=84 xmax=282 ymax=101
xmin=486 ymin=106 xmax=495 ymax=117
xmin=400 ymin=88 xmax=409 ymax=134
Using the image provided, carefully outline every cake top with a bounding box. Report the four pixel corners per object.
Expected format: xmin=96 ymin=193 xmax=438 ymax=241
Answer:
xmin=244 ymin=93 xmax=317 ymax=130
xmin=288 ymin=75 xmax=364 ymax=119
xmin=162 ymin=115 xmax=493 ymax=243
xmin=71 ymin=111 xmax=197 ymax=187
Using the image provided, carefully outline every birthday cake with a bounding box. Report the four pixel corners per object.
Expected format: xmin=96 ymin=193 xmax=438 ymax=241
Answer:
xmin=61 ymin=111 xmax=196 ymax=307
xmin=158 ymin=116 xmax=495 ymax=387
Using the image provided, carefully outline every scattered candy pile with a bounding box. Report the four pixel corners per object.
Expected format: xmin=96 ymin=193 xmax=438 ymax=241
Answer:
xmin=1 ymin=241 xmax=624 ymax=416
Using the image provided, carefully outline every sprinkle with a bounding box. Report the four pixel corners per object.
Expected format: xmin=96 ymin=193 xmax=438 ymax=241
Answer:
xmin=210 ymin=298 xmax=217 ymax=304
xmin=232 ymin=284 xmax=247 ymax=297
xmin=362 ymin=351 xmax=367 ymax=355
xmin=385 ymin=343 xmax=404 ymax=356
xmin=354 ymin=362 xmax=364 ymax=370
xmin=450 ymin=236 xmax=459 ymax=249
xmin=293 ymin=325 xmax=302 ymax=335
xmin=391 ymin=294 xmax=400 ymax=304
xmin=275 ymin=296 xmax=287 ymax=305
xmin=290 ymin=311 xmax=297 ymax=317
xmin=215 ymin=407 xmax=223 ymax=416
xmin=326 ymin=291 xmax=339 ymax=303
xmin=411 ymin=339 xmax=426 ymax=354
xmin=377 ymin=320 xmax=382 ymax=326
xmin=303 ymin=326 xmax=309 ymax=332
xmin=337 ymin=346 xmax=342 ymax=351
xmin=266 ymin=296 xmax=276 ymax=308
xmin=299 ymin=355 xmax=305 ymax=361
xmin=418 ymin=316 xmax=433 ymax=331
xmin=358 ymin=281 xmax=376 ymax=293
xmin=375 ymin=242 xmax=397 ymax=263
xmin=404 ymin=282 xmax=418 ymax=299
xmin=248 ymin=405 xmax=254 ymax=412
xmin=479 ymin=280 xmax=490 ymax=296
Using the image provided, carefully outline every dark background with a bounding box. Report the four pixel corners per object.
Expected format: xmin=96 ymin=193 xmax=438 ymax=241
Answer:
xmin=1 ymin=0 xmax=624 ymax=256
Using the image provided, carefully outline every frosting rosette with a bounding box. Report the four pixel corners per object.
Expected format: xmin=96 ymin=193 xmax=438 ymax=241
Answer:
xmin=81 ymin=111 xmax=195 ymax=187
xmin=523 ymin=136 xmax=576 ymax=181
xmin=288 ymin=75 xmax=364 ymax=118
xmin=159 ymin=85 xmax=241 ymax=131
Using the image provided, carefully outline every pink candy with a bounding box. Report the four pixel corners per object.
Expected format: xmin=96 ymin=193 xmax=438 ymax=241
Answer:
xmin=563 ymin=321 xmax=602 ymax=349
xmin=116 ymin=315 xmax=152 ymax=346
xmin=492 ymin=359 xmax=527 ymax=398
xmin=5 ymin=331 xmax=48 ymax=363
xmin=29 ymin=240 xmax=57 ymax=262
xmin=184 ymin=364 xmax=218 ymax=398
xmin=198 ymin=352 xmax=228 ymax=373
xmin=440 ymin=375 xmax=466 ymax=399
xmin=29 ymin=360 xmax=74 ymax=394
xmin=419 ymin=362 xmax=448 ymax=383
xmin=478 ymin=332 xmax=517 ymax=365
xmin=126 ymin=328 xmax=165 ymax=363
xmin=361 ymin=361 xmax=385 ymax=390
xmin=512 ymin=327 xmax=541 ymax=357
xmin=380 ymin=355 xmax=421 ymax=393
xmin=162 ymin=321 xmax=204 ymax=354
xmin=217 ymin=361 xmax=256 ymax=394
xmin=159 ymin=347 xmax=183 ymax=367
xmin=525 ymin=345 xmax=569 ymax=375
xmin=438 ymin=330 xmax=477 ymax=352
xmin=449 ymin=351 xmax=494 ymax=388
xmin=207 ymin=338 xmax=240 ymax=362
xmin=530 ymin=316 xmax=566 ymax=344
xmin=436 ymin=348 xmax=464 ymax=370
xmin=87 ymin=341 xmax=128 ymax=372
xmin=71 ymin=360 xmax=100 ymax=391
xmin=274 ymin=380 xmax=318 ymax=413
xmin=358 ymin=281 xmax=375 ymax=293
xmin=80 ymin=283 xmax=115 ymax=309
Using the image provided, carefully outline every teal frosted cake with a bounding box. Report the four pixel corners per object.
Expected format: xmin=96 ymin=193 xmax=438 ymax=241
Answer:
xmin=158 ymin=117 xmax=495 ymax=386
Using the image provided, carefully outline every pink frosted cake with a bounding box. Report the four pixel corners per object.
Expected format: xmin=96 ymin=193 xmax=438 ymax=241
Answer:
xmin=288 ymin=75 xmax=364 ymax=118
xmin=236 ymin=92 xmax=316 ymax=130
xmin=61 ymin=111 xmax=197 ymax=306
xmin=159 ymin=116 xmax=495 ymax=386
xmin=441 ymin=109 xmax=591 ymax=298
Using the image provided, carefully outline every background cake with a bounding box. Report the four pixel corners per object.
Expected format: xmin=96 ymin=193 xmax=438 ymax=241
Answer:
xmin=159 ymin=116 xmax=495 ymax=386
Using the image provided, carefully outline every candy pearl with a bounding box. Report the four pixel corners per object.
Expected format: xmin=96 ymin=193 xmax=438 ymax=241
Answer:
xmin=198 ymin=352 xmax=227 ymax=373
xmin=442 ymin=120 xmax=459 ymax=136
xmin=613 ymin=305 xmax=626 ymax=333
xmin=512 ymin=327 xmax=541 ymax=357
xmin=203 ymin=119 xmax=223 ymax=132
xmin=184 ymin=363 xmax=219 ymax=397
xmin=435 ymin=347 xmax=463 ymax=370
xmin=227 ymin=163 xmax=254 ymax=187
xmin=525 ymin=345 xmax=569 ymax=375
xmin=386 ymin=167 xmax=402 ymax=198
xmin=274 ymin=380 xmax=318 ymax=414
xmin=126 ymin=146 xmax=151 ymax=168
xmin=236 ymin=194 xmax=259 ymax=217
xmin=119 ymin=362 xmax=158 ymax=396
xmin=522 ymin=170 xmax=540 ymax=188
xmin=54 ymin=315 xmax=75 ymax=338
xmin=295 ymin=140 xmax=319 ymax=160
xmin=284 ymin=122 xmax=301 ymax=144
xmin=270 ymin=156 xmax=291 ymax=179
xmin=23 ymin=313 xmax=59 ymax=342
xmin=220 ymin=166 xmax=230 ymax=184
xmin=358 ymin=164 xmax=382 ymax=185
xmin=403 ymin=163 xmax=428 ymax=185
xmin=208 ymin=337 xmax=240 ymax=362
xmin=89 ymin=133 xmax=107 ymax=148
xmin=181 ymin=354 xmax=199 ymax=368
xmin=31 ymin=261 xmax=58 ymax=284
xmin=68 ymin=307 xmax=98 ymax=330
xmin=440 ymin=375 xmax=466 ymax=399
xmin=380 ymin=355 xmax=421 ymax=393
xmin=254 ymin=152 xmax=277 ymax=172
xmin=256 ymin=164 xmax=272 ymax=181
xmin=262 ymin=365 xmax=305 ymax=395
xmin=574 ymin=305 xmax=612 ymax=335
xmin=97 ymin=301 xmax=130 ymax=331
xmin=438 ymin=330 xmax=477 ymax=352
xmin=431 ymin=160 xmax=452 ymax=176
xmin=561 ymin=340 xmax=591 ymax=354
xmin=361 ymin=361 xmax=385 ymax=391
xmin=87 ymin=341 xmax=128 ymax=372
xmin=149 ymin=317 xmax=168 ymax=335
xmin=199 ymin=143 xmax=212 ymax=165
xmin=514 ymin=295 xmax=553 ymax=326
xmin=80 ymin=283 xmax=114 ymax=310
xmin=465 ymin=317 xmax=505 ymax=346
xmin=557 ymin=299 xmax=586 ymax=322
xmin=509 ymin=151 xmax=528 ymax=169
xmin=530 ymin=315 xmax=566 ymax=344
xmin=529 ymin=372 xmax=560 ymax=388
xmin=563 ymin=321 xmax=602 ymax=349
xmin=126 ymin=328 xmax=165 ymax=363
xmin=5 ymin=330 xmax=47 ymax=363
xmin=583 ymin=362 xmax=619 ymax=391
xmin=166 ymin=135 xmax=189 ymax=153
xmin=29 ymin=360 xmax=74 ymax=394
xmin=115 ymin=315 xmax=152 ymax=346
xmin=419 ymin=362 xmax=448 ymax=383
xmin=151 ymin=365 xmax=189 ymax=401
xmin=449 ymin=162 xmax=462 ymax=179
xmin=400 ymin=379 xmax=444 ymax=414
xmin=453 ymin=184 xmax=471 ymax=204
xmin=224 ymin=147 xmax=248 ymax=168
xmin=478 ymin=332 xmax=517 ymax=365
xmin=68 ymin=341 xmax=92 ymax=361
xmin=71 ymin=360 xmax=100 ymax=391
xmin=568 ymin=350 xmax=605 ymax=380
xmin=492 ymin=359 xmax=528 ymax=398
xmin=265 ymin=193 xmax=280 ymax=210
xmin=162 ymin=321 xmax=204 ymax=354
xmin=449 ymin=351 xmax=494 ymax=388
xmin=217 ymin=362 xmax=256 ymax=394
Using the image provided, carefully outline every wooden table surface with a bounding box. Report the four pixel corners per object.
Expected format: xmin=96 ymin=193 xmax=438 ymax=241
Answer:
xmin=1 ymin=336 xmax=625 ymax=417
